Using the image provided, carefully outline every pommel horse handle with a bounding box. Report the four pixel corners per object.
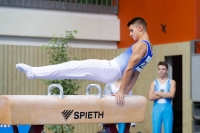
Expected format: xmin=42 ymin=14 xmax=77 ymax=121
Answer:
xmin=47 ymin=84 xmax=64 ymax=99
xmin=86 ymin=84 xmax=102 ymax=99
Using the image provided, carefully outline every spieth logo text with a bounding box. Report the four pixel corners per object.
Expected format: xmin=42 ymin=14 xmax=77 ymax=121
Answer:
xmin=61 ymin=110 xmax=104 ymax=121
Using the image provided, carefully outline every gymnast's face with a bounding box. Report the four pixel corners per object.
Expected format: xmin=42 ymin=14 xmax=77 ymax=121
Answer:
xmin=129 ymin=24 xmax=143 ymax=41
xmin=157 ymin=65 xmax=168 ymax=78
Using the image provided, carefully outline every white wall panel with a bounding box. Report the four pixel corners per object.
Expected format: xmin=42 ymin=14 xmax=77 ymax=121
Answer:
xmin=0 ymin=36 xmax=117 ymax=49
xmin=0 ymin=7 xmax=120 ymax=41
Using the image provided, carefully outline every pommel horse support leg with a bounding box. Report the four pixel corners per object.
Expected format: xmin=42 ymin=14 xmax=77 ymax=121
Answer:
xmin=0 ymin=84 xmax=147 ymax=133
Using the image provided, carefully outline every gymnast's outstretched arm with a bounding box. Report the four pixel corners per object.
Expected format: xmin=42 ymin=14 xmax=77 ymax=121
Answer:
xmin=124 ymin=71 xmax=140 ymax=95
xmin=114 ymin=41 xmax=147 ymax=106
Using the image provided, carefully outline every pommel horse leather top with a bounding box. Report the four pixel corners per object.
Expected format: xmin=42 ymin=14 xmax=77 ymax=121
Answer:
xmin=0 ymin=84 xmax=147 ymax=125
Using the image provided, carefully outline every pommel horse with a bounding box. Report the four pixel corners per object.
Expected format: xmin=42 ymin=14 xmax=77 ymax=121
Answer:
xmin=0 ymin=84 xmax=147 ymax=133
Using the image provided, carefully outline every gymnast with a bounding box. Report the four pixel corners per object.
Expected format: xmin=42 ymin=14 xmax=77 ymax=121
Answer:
xmin=16 ymin=17 xmax=153 ymax=106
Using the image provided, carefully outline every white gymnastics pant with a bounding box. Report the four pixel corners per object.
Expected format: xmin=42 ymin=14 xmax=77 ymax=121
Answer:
xmin=29 ymin=59 xmax=122 ymax=83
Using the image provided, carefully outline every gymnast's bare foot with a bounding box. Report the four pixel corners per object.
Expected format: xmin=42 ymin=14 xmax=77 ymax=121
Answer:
xmin=16 ymin=63 xmax=36 ymax=79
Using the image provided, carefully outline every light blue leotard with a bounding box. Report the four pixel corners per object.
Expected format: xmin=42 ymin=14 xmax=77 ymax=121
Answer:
xmin=152 ymin=79 xmax=173 ymax=133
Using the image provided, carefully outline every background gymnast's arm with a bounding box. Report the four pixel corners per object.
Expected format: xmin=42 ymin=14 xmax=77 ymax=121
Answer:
xmin=154 ymin=80 xmax=176 ymax=99
xmin=148 ymin=81 xmax=162 ymax=101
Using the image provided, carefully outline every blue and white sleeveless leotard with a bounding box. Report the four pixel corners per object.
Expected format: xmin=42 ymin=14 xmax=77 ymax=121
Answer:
xmin=112 ymin=40 xmax=153 ymax=75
